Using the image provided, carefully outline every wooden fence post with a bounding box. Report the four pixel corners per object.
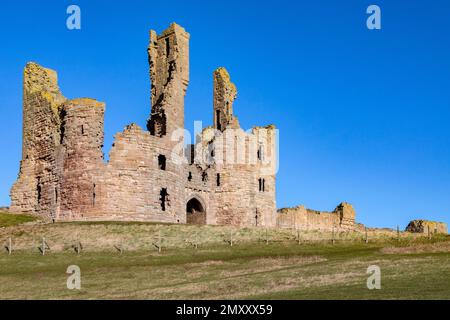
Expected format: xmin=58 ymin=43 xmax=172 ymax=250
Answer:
xmin=365 ymin=227 xmax=368 ymax=244
xmin=8 ymin=237 xmax=12 ymax=255
xmin=114 ymin=244 xmax=123 ymax=254
xmin=332 ymin=226 xmax=335 ymax=245
xmin=397 ymin=225 xmax=400 ymax=241
xmin=158 ymin=230 xmax=162 ymax=253
xmin=230 ymin=229 xmax=233 ymax=247
xmin=42 ymin=237 xmax=46 ymax=256
xmin=195 ymin=234 xmax=198 ymax=249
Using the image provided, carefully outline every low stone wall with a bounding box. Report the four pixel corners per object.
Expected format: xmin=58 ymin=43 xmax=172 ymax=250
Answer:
xmin=406 ymin=220 xmax=448 ymax=234
xmin=276 ymin=202 xmax=356 ymax=231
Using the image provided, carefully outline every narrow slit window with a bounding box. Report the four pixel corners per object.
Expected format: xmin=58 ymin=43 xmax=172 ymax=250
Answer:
xmin=92 ymin=183 xmax=96 ymax=206
xmin=257 ymin=144 xmax=264 ymax=161
xmin=160 ymin=188 xmax=168 ymax=211
xmin=158 ymin=154 xmax=166 ymax=170
xmin=37 ymin=182 xmax=42 ymax=203
xmin=188 ymin=171 xmax=192 ymax=182
xmin=216 ymin=173 xmax=221 ymax=186
xmin=165 ymin=37 xmax=170 ymax=56
xmin=216 ymin=110 xmax=222 ymax=131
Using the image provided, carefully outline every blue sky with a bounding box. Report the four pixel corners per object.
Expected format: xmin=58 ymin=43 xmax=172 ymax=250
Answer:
xmin=0 ymin=0 xmax=449 ymax=229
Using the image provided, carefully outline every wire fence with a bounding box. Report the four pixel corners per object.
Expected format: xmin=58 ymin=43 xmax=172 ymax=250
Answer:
xmin=2 ymin=225 xmax=446 ymax=256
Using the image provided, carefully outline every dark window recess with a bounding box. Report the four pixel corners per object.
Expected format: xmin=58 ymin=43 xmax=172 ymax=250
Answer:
xmin=60 ymin=109 xmax=66 ymax=144
xmin=148 ymin=111 xmax=167 ymax=137
xmin=55 ymin=186 xmax=58 ymax=204
xmin=257 ymin=144 xmax=264 ymax=161
xmin=81 ymin=125 xmax=84 ymax=135
xmin=258 ymin=178 xmax=266 ymax=192
xmin=202 ymin=172 xmax=208 ymax=182
xmin=165 ymin=37 xmax=170 ymax=56
xmin=158 ymin=154 xmax=166 ymax=170
xmin=188 ymin=172 xmax=192 ymax=182
xmin=160 ymin=188 xmax=169 ymax=211
xmin=216 ymin=110 xmax=222 ymax=131
xmin=92 ymin=183 xmax=96 ymax=206
xmin=216 ymin=173 xmax=221 ymax=186
xmin=189 ymin=145 xmax=195 ymax=164
xmin=37 ymin=183 xmax=42 ymax=203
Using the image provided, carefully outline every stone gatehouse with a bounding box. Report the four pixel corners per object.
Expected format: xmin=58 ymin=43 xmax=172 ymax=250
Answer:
xmin=10 ymin=23 xmax=278 ymax=228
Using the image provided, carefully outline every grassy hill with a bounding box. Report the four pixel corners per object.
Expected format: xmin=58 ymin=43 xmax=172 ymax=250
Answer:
xmin=0 ymin=212 xmax=449 ymax=299
xmin=0 ymin=211 xmax=37 ymax=228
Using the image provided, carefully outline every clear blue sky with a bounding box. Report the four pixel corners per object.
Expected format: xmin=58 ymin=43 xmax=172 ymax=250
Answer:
xmin=0 ymin=0 xmax=449 ymax=229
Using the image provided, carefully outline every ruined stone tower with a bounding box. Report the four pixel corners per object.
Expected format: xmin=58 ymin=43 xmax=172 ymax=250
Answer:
xmin=10 ymin=62 xmax=106 ymax=220
xmin=10 ymin=23 xmax=279 ymax=228
xmin=147 ymin=23 xmax=189 ymax=145
xmin=213 ymin=68 xmax=239 ymax=131
xmin=10 ymin=63 xmax=65 ymax=218
xmin=58 ymin=98 xmax=105 ymax=220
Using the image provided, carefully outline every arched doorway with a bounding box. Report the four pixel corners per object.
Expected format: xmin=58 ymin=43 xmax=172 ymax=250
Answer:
xmin=186 ymin=197 xmax=206 ymax=225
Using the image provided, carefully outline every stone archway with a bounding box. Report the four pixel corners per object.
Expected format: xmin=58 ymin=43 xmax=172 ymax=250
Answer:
xmin=186 ymin=197 xmax=206 ymax=225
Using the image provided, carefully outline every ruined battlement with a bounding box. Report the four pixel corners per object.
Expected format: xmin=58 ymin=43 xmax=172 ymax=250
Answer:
xmin=10 ymin=23 xmax=278 ymax=228
xmin=406 ymin=220 xmax=448 ymax=234
xmin=213 ymin=67 xmax=239 ymax=131
xmin=147 ymin=23 xmax=189 ymax=139
xmin=276 ymin=203 xmax=357 ymax=231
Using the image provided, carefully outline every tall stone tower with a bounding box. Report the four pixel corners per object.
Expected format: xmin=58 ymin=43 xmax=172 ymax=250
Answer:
xmin=10 ymin=62 xmax=106 ymax=221
xmin=213 ymin=67 xmax=239 ymax=131
xmin=147 ymin=23 xmax=189 ymax=149
xmin=59 ymin=98 xmax=105 ymax=220
xmin=10 ymin=63 xmax=66 ymax=218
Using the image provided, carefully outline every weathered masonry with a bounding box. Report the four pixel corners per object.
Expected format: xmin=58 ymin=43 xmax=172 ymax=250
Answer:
xmin=10 ymin=23 xmax=278 ymax=227
xmin=276 ymin=203 xmax=357 ymax=231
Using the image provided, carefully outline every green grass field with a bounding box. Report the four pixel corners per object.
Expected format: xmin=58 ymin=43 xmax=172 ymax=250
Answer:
xmin=0 ymin=212 xmax=37 ymax=228
xmin=0 ymin=212 xmax=449 ymax=300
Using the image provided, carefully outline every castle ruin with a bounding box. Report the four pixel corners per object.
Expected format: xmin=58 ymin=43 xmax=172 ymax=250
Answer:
xmin=10 ymin=23 xmax=278 ymax=227
xmin=10 ymin=23 xmax=361 ymax=231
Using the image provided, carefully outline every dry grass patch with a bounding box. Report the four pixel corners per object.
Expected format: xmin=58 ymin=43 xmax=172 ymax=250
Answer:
xmin=381 ymin=241 xmax=450 ymax=254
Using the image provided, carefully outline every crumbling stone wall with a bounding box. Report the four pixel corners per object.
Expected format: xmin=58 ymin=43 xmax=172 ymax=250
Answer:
xmin=11 ymin=24 xmax=446 ymax=233
xmin=101 ymin=123 xmax=187 ymax=223
xmin=406 ymin=220 xmax=448 ymax=234
xmin=276 ymin=202 xmax=356 ymax=231
xmin=147 ymin=23 xmax=189 ymax=145
xmin=188 ymin=68 xmax=277 ymax=228
xmin=10 ymin=63 xmax=106 ymax=222
xmin=59 ymin=98 xmax=105 ymax=220
xmin=213 ymin=67 xmax=239 ymax=131
xmin=10 ymin=63 xmax=66 ymax=219
xmin=10 ymin=23 xmax=278 ymax=228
